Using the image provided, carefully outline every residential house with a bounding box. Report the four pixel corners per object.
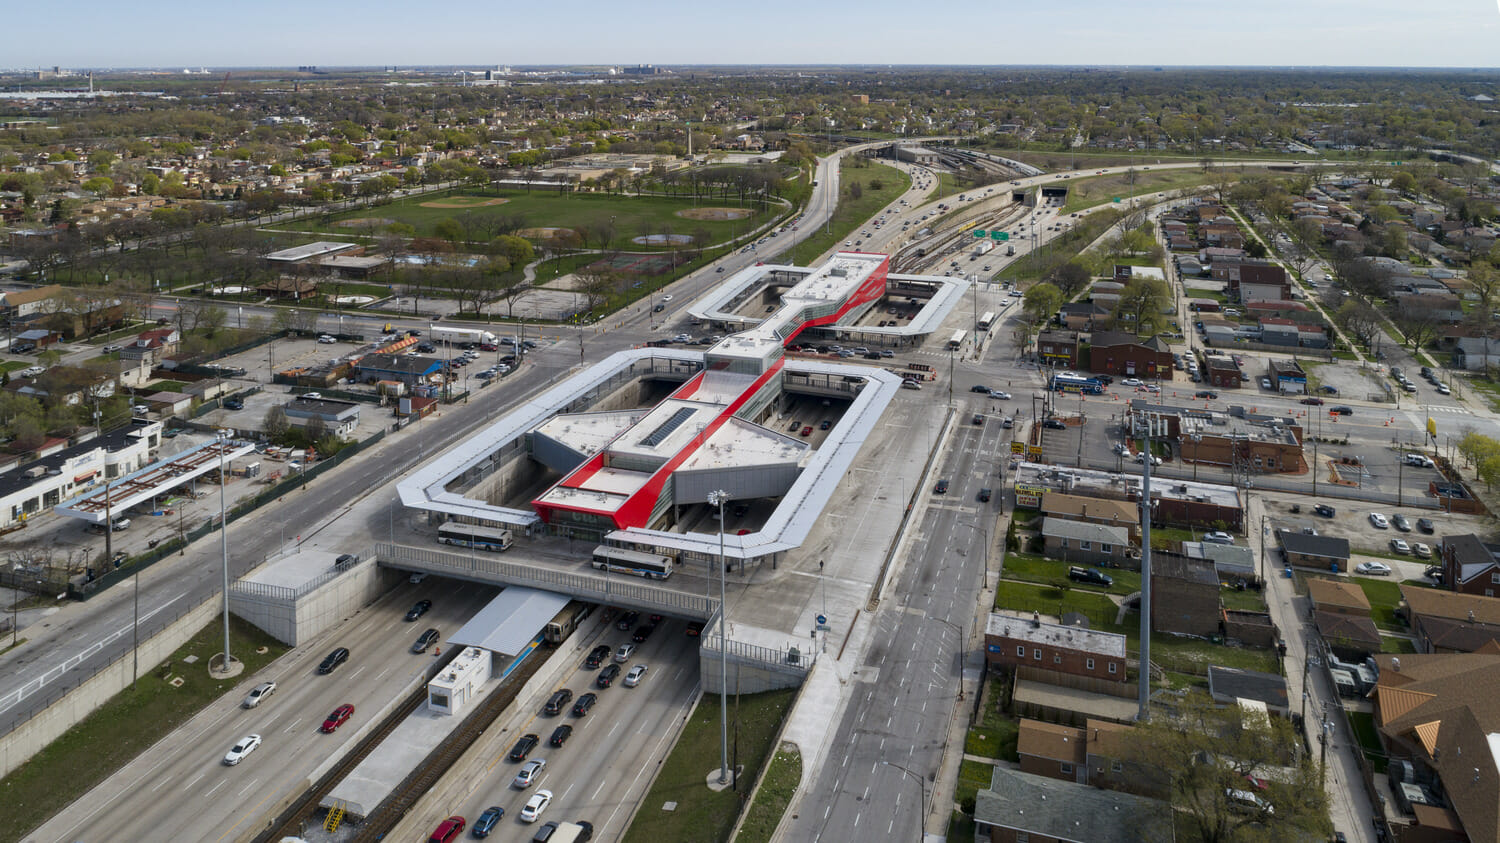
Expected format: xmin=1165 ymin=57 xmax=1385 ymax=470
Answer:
xmin=1277 ymin=531 xmax=1351 ymax=571
xmin=1400 ymin=584 xmax=1500 ymax=654
xmin=1207 ymin=666 xmax=1289 ymax=716
xmin=985 ymin=610 xmax=1129 ymax=683
xmin=1039 ymin=493 xmax=1138 ymax=541
xmin=1016 ymin=719 xmax=1086 ymax=783
xmin=1315 ymin=611 xmax=1382 ymax=659
xmin=1232 ymin=263 xmax=1289 ymax=299
xmin=1086 ymin=332 xmax=1173 ymax=379
xmin=1036 ymin=329 xmax=1081 ymax=367
xmin=1041 ymin=517 xmax=1132 ymax=566
xmin=1151 ymin=556 xmax=1220 ymax=637
xmin=1453 ymin=337 xmax=1500 ymax=371
xmin=1084 ymin=718 xmax=1164 ymax=797
xmin=0 ymin=284 xmax=62 ymax=322
xmin=1440 ymin=533 xmax=1500 ymax=596
xmin=119 ymin=327 xmax=180 ymax=367
xmin=1059 ymin=302 xmax=1110 ymax=331
xmin=974 ymin=765 xmax=1176 ymax=843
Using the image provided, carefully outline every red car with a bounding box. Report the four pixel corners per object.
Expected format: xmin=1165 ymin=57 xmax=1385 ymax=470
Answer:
xmin=800 ymin=425 xmax=813 ymax=436
xmin=320 ymin=703 xmax=355 ymax=733
xmin=428 ymin=815 xmax=465 ymax=843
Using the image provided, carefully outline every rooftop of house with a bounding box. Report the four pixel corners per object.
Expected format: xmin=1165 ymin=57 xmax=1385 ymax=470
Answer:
xmin=987 ymin=610 xmax=1128 ymax=659
xmin=1017 ymin=718 xmax=1086 ymax=765
xmin=974 ymin=765 xmax=1175 ymax=843
xmin=1307 ymin=577 xmax=1372 ymax=611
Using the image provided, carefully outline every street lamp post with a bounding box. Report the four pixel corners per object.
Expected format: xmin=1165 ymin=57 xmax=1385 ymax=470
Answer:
xmin=707 ymin=489 xmax=731 ymax=786
xmin=882 ymin=760 xmax=927 ymax=843
xmin=216 ymin=430 xmax=232 ymax=674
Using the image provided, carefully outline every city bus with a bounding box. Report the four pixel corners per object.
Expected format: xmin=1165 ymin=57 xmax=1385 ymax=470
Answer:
xmin=947 ymin=330 xmax=967 ymax=350
xmin=591 ymin=545 xmax=674 ymax=580
xmin=436 ymin=522 xmax=514 ymax=551
xmin=1050 ymin=373 xmax=1104 ymax=395
xmin=977 ymin=311 xmax=997 ymax=331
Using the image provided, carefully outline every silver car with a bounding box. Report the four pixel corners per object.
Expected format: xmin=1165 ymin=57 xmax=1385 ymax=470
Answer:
xmin=242 ymin=681 xmax=276 ymax=709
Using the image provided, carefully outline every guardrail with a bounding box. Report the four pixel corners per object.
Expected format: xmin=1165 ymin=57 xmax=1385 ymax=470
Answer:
xmin=375 ymin=542 xmax=717 ymax=618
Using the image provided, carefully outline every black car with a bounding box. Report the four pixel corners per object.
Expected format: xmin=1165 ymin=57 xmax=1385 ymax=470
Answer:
xmin=597 ymin=664 xmax=621 ymax=688
xmin=632 ymin=624 xmax=656 ymax=643
xmin=571 ymin=692 xmax=597 ymax=717
xmin=404 ymin=599 xmax=432 ymax=621
xmin=411 ymin=628 xmax=440 ymax=653
xmin=508 ymin=733 xmax=540 ymax=761
xmin=616 ymin=611 xmax=639 ymax=631
xmin=933 ymin=479 xmax=949 ymax=494
xmin=573 ymin=821 xmax=595 ymax=841
xmin=1094 ymin=375 xmax=1114 ymax=385
xmin=1313 ymin=504 xmax=1337 ymax=518
xmin=970 ymin=384 xmax=991 ymax=393
xmin=544 ymin=689 xmax=574 ymax=715
xmin=1043 ymin=418 xmax=1067 ymax=430
xmin=978 ymin=488 xmax=992 ymax=503
xmin=1194 ymin=390 xmax=1218 ymax=399
xmin=223 ymin=399 xmax=244 ymax=410
xmin=1392 ymin=514 xmax=1411 ymax=532
xmin=1068 ymin=566 xmax=1114 ymax=587
xmin=1330 ymin=406 xmax=1353 ymax=416
xmin=584 ymin=644 xmax=611 ymax=669
xmin=549 ymin=724 xmax=574 ymax=747
xmin=685 ymin=621 xmax=704 ymax=637
xmin=1416 ymin=518 xmax=1435 ymax=534
xmin=318 ymin=647 xmax=349 ymax=674
xmin=1320 ymin=385 xmax=1340 ymax=395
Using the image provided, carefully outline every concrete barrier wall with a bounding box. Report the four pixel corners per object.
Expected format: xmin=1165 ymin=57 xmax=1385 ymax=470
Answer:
xmin=700 ymin=651 xmax=807 ymax=694
xmin=230 ymin=586 xmax=298 ymax=645
xmin=293 ymin=561 xmax=401 ymax=647
xmin=0 ymin=596 xmax=220 ymax=779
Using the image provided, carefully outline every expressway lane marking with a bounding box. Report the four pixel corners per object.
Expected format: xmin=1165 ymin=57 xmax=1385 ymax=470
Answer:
xmin=151 ymin=775 xmax=173 ymax=792
xmin=376 ymin=667 xmax=391 ymax=681
xmin=238 ymin=778 xmax=259 ymax=796
xmin=561 ymin=782 xmax=576 ymax=801
xmin=188 ymin=771 xmax=206 ymax=788
xmin=607 ymin=721 xmax=621 ymax=738
xmin=592 ymin=780 xmax=609 ymax=800
xmin=283 ymin=717 xmax=302 ymax=734
xmin=348 ymin=666 xmax=366 ymax=681
xmin=205 ymin=780 xmax=225 ymax=798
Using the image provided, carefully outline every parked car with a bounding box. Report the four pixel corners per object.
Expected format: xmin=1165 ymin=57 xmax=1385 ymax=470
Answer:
xmin=1413 ymin=542 xmax=1432 ymax=559
xmin=508 ymin=733 xmax=541 ymax=761
xmin=242 ymin=681 xmax=276 ymax=708
xmin=1355 ymin=561 xmax=1393 ymax=576
xmin=1390 ymin=539 xmax=1411 ymax=554
xmin=320 ymin=703 xmax=355 ymax=733
xmin=317 ymin=647 xmax=349 ymax=674
xmin=1202 ymin=531 xmax=1235 ymax=544
xmin=1424 ymin=566 xmax=1445 ymax=583
xmin=1067 ymin=567 xmax=1113 ymax=587
xmin=1368 ymin=513 xmax=1389 ymax=529
xmin=513 ymin=759 xmax=547 ymax=788
xmin=412 ymin=627 xmax=440 ymax=653
xmin=1416 ymin=518 xmax=1435 ymax=534
xmin=520 ymin=790 xmax=553 ymax=823
xmin=223 ymin=734 xmax=262 ymax=765
xmin=1313 ymin=505 xmax=1336 ymax=518
xmin=624 ymin=664 xmax=650 ymax=687
xmin=1392 ymin=514 xmax=1412 ymax=532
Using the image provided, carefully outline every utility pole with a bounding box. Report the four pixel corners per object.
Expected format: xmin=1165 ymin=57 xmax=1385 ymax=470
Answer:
xmin=1138 ymin=440 xmax=1154 ymax=723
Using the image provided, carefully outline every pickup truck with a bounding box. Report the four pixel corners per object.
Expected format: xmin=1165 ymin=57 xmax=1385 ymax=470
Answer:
xmin=1068 ymin=566 xmax=1113 ymax=587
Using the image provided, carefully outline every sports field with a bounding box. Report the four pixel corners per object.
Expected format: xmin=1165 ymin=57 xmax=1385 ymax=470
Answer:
xmin=292 ymin=189 xmax=772 ymax=249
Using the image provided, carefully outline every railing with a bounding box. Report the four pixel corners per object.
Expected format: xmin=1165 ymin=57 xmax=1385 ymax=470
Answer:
xmin=699 ymin=631 xmax=814 ymax=673
xmin=375 ymin=542 xmax=717 ymax=618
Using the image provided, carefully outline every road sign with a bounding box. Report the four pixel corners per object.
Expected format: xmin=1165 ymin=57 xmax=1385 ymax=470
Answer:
xmin=993 ymin=232 xmax=1009 ymax=241
xmin=972 ymin=229 xmax=986 ymax=238
xmin=816 ymin=614 xmax=827 ymax=625
xmin=1112 ymin=197 xmax=1122 ymax=203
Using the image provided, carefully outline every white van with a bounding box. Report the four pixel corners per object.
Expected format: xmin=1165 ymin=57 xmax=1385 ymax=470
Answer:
xmin=1225 ymin=788 xmax=1273 ymax=815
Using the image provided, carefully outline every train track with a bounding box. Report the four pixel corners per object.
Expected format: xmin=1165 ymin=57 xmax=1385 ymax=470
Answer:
xmin=253 ymin=648 xmax=548 ymax=843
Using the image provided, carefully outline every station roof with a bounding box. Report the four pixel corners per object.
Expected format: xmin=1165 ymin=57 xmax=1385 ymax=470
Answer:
xmin=264 ymin=241 xmax=358 ymax=262
xmin=448 ymin=587 xmax=572 ymax=656
xmin=55 ymin=437 xmax=259 ymax=523
xmin=676 ymin=417 xmax=807 ymax=472
xmin=609 ymin=398 xmax=722 ymax=463
xmin=709 ymin=252 xmax=887 ymax=360
xmin=533 ymin=411 xmax=643 ymax=459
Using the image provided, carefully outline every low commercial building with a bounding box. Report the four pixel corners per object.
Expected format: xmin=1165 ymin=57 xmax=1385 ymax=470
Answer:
xmin=1127 ymin=399 xmax=1304 ymax=475
xmin=283 ymin=396 xmax=362 ymax=437
xmin=985 ymin=610 xmax=1128 ymax=683
xmin=355 ymin=353 xmax=444 ymax=388
xmin=1036 ymin=329 xmax=1081 ymax=367
xmin=974 ymin=765 xmax=1176 ymax=843
xmin=1011 ymin=461 xmax=1243 ymax=532
xmin=264 ymin=241 xmax=360 ymax=266
xmin=1086 ymin=331 xmax=1173 ymax=379
xmin=0 ymin=420 xmax=162 ymax=530
xmin=1277 ymin=531 xmax=1351 ymax=571
xmin=1268 ymin=359 xmax=1307 ymax=393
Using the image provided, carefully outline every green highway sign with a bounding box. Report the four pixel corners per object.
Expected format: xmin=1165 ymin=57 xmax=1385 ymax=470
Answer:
xmin=972 ymin=229 xmax=986 ymax=238
xmin=1112 ymin=197 xmax=1122 ymax=203
xmin=993 ymin=232 xmax=1009 ymax=241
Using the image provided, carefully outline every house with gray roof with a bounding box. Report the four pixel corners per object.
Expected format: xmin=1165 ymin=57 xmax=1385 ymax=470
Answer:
xmin=974 ymin=764 xmax=1175 ymax=843
xmin=1207 ymin=665 xmax=1289 ymax=715
xmin=1277 ymin=530 xmax=1351 ymax=571
xmin=1453 ymin=337 xmax=1500 ymax=371
xmin=1042 ymin=517 xmax=1132 ymax=566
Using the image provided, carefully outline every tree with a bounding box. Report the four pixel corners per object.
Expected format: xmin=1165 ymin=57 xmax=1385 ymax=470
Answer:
xmin=263 ymin=406 xmax=289 ymax=439
xmin=1120 ymin=692 xmax=1330 ymax=843
xmin=1045 ymin=261 xmax=1090 ymax=297
xmin=491 ymin=234 xmax=534 ymax=267
xmin=1334 ymin=299 xmax=1381 ymax=347
xmin=1113 ymin=277 xmax=1171 ymax=335
xmin=433 ymin=217 xmax=465 ymax=246
xmin=1467 ymin=261 xmax=1498 ymax=315
xmin=1021 ymin=282 xmax=1063 ymax=327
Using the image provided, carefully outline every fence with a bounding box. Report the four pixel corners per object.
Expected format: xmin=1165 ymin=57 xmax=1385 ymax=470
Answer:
xmin=699 ymin=627 xmax=814 ymax=673
xmin=1015 ymin=665 xmax=1136 ymax=699
xmin=376 ymin=542 xmax=717 ymax=618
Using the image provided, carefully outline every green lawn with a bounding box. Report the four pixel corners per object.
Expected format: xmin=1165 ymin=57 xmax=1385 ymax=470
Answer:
xmin=1000 ymin=553 xmax=1142 ymax=596
xmin=965 ymin=678 xmax=1020 ymax=761
xmin=1219 ymin=586 xmax=1269 ymax=613
xmin=623 ymin=688 xmax=796 ymax=843
xmin=993 ymin=580 xmax=1122 ymax=629
xmin=0 ymin=360 xmax=27 ymax=374
xmin=737 ymin=746 xmax=802 ymax=843
xmin=0 ymin=616 xmax=289 ymax=843
xmin=1060 ymin=169 xmax=1225 ymax=213
xmin=1183 ymin=287 xmax=1229 ymax=303
xmin=291 ymin=188 xmax=772 ymax=250
xmin=1353 ymin=577 xmax=1407 ymax=631
xmin=1380 ymin=636 xmax=1417 ymax=654
xmin=1345 ymin=710 xmax=1388 ymax=774
xmin=783 ymin=158 xmax=911 ymax=265
xmin=955 ymin=759 xmax=995 ymax=814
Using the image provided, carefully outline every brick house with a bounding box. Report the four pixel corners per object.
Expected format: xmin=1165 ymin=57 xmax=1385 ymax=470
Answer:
xmin=1315 ymin=611 xmax=1382 ymax=659
xmin=1017 ymin=719 xmax=1086 ymax=783
xmin=1086 ymin=331 xmax=1173 ymax=378
xmin=1036 ymin=329 xmax=1081 ymax=367
xmin=1202 ymin=355 xmax=1243 ymax=389
xmin=1307 ymin=578 xmax=1371 ymax=617
xmin=1151 ymin=556 xmax=1221 ymax=637
xmin=985 ymin=611 xmax=1129 ymax=683
xmin=1041 ymin=517 xmax=1132 ymax=566
xmin=1278 ymin=530 xmax=1350 ymax=571
xmin=1059 ymin=302 xmax=1110 ymax=331
xmin=1440 ymin=533 xmax=1500 ymax=596
xmin=1040 ymin=493 xmax=1138 ymax=542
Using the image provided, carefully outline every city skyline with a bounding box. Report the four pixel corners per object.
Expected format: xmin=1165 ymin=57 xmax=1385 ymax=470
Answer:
xmin=4 ymin=0 xmax=1498 ymax=70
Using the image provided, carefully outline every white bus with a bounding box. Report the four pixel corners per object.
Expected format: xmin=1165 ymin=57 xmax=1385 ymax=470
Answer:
xmin=437 ymin=523 xmax=514 ymax=551
xmin=947 ymin=330 xmax=967 ymax=350
xmin=977 ymin=311 xmax=997 ymax=331
xmin=591 ymin=545 xmax=674 ymax=580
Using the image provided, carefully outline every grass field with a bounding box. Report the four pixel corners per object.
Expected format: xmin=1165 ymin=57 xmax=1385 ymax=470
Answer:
xmin=783 ymin=158 xmax=910 ymax=265
xmin=1001 ymin=552 xmax=1142 ymax=596
xmin=623 ymin=688 xmax=796 ymax=843
xmin=1346 ymin=710 xmax=1388 ymax=774
xmin=290 ymin=188 xmax=773 ymax=250
xmin=955 ymin=758 xmax=995 ymax=813
xmin=0 ymin=615 xmax=288 ymax=843
xmin=965 ymin=678 xmax=1020 ymax=761
xmin=737 ymin=746 xmax=802 ymax=843
xmin=1353 ymin=577 xmax=1407 ymax=631
xmin=1060 ymin=169 xmax=1225 ymax=213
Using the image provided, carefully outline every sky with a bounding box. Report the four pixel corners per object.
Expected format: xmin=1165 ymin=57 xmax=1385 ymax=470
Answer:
xmin=4 ymin=0 xmax=1498 ymax=70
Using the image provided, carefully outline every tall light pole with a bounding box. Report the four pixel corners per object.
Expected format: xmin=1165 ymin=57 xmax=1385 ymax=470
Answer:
xmin=216 ymin=430 xmax=232 ymax=674
xmin=882 ymin=760 xmax=926 ymax=842
xmin=707 ymin=489 xmax=731 ymax=786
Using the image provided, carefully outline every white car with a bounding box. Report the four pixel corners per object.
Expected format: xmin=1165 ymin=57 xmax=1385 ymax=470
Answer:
xmin=1202 ymin=531 xmax=1235 ymax=544
xmin=1355 ymin=561 xmax=1393 ymax=576
xmin=1390 ymin=539 xmax=1411 ymax=554
xmin=223 ymin=734 xmax=262 ymax=765
xmin=242 ymin=681 xmax=276 ymax=709
xmin=513 ymin=758 xmax=546 ymax=789
xmin=661 ymin=295 xmax=673 ymax=303
xmin=988 ymin=390 xmax=1012 ymax=400
xmin=317 ymin=335 xmax=337 ymax=344
xmin=302 ymin=392 xmax=322 ymax=400
xmin=1413 ymin=542 xmax=1432 ymax=559
xmin=1368 ymin=513 xmax=1390 ymax=529
xmin=519 ymin=789 xmax=553 ymax=823
xmin=624 ymin=664 xmax=649 ymax=687
xmin=1120 ymin=378 xmax=1144 ymax=387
